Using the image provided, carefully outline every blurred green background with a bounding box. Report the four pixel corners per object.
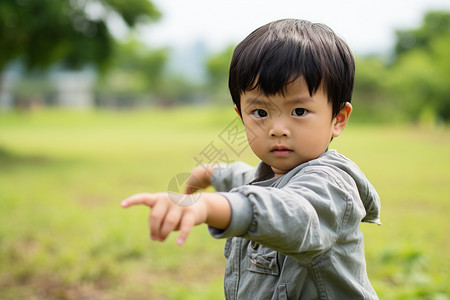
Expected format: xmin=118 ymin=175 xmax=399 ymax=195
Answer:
xmin=1 ymin=1 xmax=450 ymax=299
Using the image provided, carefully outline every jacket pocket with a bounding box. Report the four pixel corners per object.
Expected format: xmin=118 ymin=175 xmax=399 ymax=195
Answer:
xmin=248 ymin=247 xmax=279 ymax=276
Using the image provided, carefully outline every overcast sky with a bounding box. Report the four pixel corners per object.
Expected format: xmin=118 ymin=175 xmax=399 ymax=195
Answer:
xmin=136 ymin=0 xmax=450 ymax=55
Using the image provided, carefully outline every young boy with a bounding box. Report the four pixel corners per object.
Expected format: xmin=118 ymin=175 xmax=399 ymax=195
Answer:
xmin=121 ymin=19 xmax=381 ymax=299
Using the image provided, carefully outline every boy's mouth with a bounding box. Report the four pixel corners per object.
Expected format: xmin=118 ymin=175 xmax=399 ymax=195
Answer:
xmin=271 ymin=146 xmax=293 ymax=156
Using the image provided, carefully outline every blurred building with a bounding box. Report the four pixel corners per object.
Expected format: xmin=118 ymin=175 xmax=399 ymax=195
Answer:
xmin=0 ymin=65 xmax=95 ymax=111
xmin=51 ymin=71 xmax=95 ymax=109
xmin=0 ymin=71 xmax=16 ymax=110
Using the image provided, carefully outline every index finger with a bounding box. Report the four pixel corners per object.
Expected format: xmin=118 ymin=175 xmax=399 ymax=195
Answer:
xmin=121 ymin=193 xmax=157 ymax=208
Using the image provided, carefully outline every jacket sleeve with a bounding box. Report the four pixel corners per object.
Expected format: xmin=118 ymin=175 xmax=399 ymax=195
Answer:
xmin=210 ymin=162 xmax=257 ymax=192
xmin=209 ymin=167 xmax=365 ymax=265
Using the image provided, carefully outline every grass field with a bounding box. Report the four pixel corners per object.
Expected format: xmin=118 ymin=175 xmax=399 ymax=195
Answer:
xmin=0 ymin=107 xmax=449 ymax=299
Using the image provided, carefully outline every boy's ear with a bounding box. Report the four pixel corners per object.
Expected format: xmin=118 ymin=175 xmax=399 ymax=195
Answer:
xmin=332 ymin=102 xmax=352 ymax=138
xmin=234 ymin=105 xmax=242 ymax=119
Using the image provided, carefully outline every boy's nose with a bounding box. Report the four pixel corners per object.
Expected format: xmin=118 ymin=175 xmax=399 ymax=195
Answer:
xmin=269 ymin=121 xmax=290 ymax=137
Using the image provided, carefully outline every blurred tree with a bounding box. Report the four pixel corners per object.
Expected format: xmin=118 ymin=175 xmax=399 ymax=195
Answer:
xmin=395 ymin=11 xmax=450 ymax=57
xmin=352 ymin=56 xmax=401 ymax=122
xmin=113 ymin=38 xmax=168 ymax=90
xmin=353 ymin=10 xmax=450 ymax=123
xmin=206 ymin=45 xmax=234 ymax=88
xmin=205 ymin=45 xmax=234 ymax=104
xmin=391 ymin=11 xmax=450 ymax=122
xmin=0 ymin=0 xmax=161 ymax=72
xmin=95 ymin=37 xmax=168 ymax=106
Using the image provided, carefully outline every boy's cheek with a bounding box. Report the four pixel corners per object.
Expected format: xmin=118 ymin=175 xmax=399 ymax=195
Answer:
xmin=243 ymin=124 xmax=260 ymax=146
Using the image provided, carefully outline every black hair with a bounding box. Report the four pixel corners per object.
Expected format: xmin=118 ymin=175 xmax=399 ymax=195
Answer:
xmin=229 ymin=19 xmax=355 ymax=118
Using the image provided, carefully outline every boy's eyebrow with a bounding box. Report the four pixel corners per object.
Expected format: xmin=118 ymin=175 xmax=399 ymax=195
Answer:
xmin=244 ymin=95 xmax=314 ymax=108
xmin=244 ymin=98 xmax=271 ymax=107
xmin=285 ymin=97 xmax=314 ymax=105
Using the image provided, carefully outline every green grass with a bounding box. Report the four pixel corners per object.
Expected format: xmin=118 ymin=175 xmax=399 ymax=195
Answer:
xmin=1 ymin=108 xmax=449 ymax=299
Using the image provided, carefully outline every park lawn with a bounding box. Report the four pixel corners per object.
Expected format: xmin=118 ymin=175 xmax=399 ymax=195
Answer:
xmin=0 ymin=108 xmax=449 ymax=299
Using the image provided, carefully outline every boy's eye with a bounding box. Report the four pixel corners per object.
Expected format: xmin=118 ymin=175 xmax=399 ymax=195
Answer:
xmin=251 ymin=109 xmax=268 ymax=118
xmin=292 ymin=108 xmax=307 ymax=117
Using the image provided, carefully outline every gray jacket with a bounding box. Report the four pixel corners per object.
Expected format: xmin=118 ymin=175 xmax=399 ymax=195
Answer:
xmin=209 ymin=150 xmax=381 ymax=299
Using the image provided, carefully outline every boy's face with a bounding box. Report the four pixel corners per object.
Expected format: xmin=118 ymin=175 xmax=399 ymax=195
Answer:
xmin=240 ymin=77 xmax=351 ymax=177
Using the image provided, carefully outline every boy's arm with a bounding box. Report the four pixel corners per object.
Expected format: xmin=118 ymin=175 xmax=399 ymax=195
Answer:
xmin=212 ymin=162 xmax=257 ymax=192
xmin=208 ymin=170 xmax=366 ymax=265
xmin=121 ymin=192 xmax=231 ymax=245
xmin=121 ymin=162 xmax=255 ymax=245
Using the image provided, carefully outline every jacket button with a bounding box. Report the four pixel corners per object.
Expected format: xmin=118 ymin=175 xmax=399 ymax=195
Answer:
xmin=251 ymin=241 xmax=259 ymax=249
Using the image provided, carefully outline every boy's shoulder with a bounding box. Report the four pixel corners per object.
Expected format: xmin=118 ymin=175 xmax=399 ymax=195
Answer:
xmin=288 ymin=150 xmax=381 ymax=225
xmin=294 ymin=150 xmax=362 ymax=179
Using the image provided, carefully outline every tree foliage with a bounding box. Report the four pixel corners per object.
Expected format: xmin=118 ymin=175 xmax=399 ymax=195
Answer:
xmin=206 ymin=45 xmax=234 ymax=88
xmin=391 ymin=11 xmax=450 ymax=122
xmin=0 ymin=0 xmax=160 ymax=72
xmin=349 ymin=10 xmax=450 ymax=123
xmin=205 ymin=45 xmax=234 ymax=104
xmin=395 ymin=11 xmax=450 ymax=57
xmin=95 ymin=37 xmax=168 ymax=103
